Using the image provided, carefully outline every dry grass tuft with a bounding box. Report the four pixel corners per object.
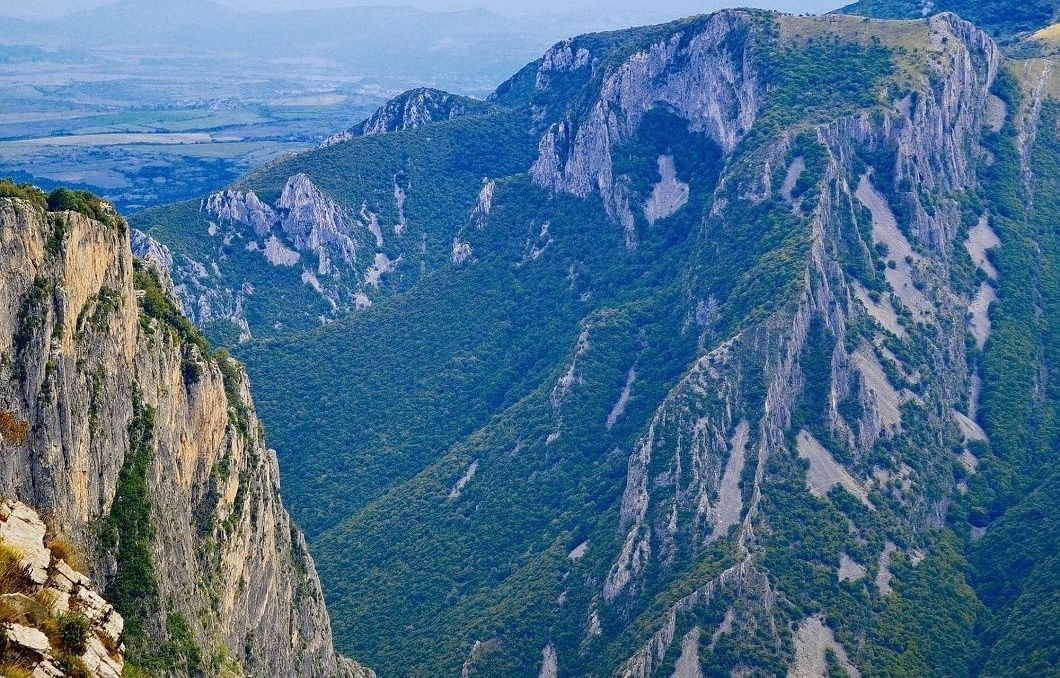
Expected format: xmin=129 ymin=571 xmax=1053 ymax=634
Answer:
xmin=46 ymin=535 xmax=87 ymax=575
xmin=0 ymin=598 xmax=25 ymax=626
xmin=121 ymin=662 xmax=155 ymax=678
xmin=0 ymin=664 xmax=35 ymax=678
xmin=30 ymin=588 xmax=57 ymax=617
xmin=0 ymin=544 xmax=33 ymax=596
xmin=99 ymin=627 xmax=121 ymax=658
xmin=0 ymin=410 xmax=29 ymax=447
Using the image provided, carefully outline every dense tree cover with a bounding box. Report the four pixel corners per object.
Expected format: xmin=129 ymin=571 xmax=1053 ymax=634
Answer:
xmin=1 ymin=178 xmax=125 ymax=231
xmin=0 ymin=178 xmax=47 ymax=210
xmin=747 ymin=25 xmax=896 ymax=145
xmin=957 ymin=77 xmax=1060 ymax=676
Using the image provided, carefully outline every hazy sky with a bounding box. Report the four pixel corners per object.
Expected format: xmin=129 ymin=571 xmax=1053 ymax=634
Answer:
xmin=2 ymin=0 xmax=848 ymax=20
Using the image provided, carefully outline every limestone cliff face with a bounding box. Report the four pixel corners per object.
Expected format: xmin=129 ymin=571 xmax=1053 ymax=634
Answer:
xmin=175 ymin=172 xmax=386 ymax=330
xmin=530 ymin=11 xmax=761 ymax=246
xmin=0 ymin=198 xmax=371 ymax=677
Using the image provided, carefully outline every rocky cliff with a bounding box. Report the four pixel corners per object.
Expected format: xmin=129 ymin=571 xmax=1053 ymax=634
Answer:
xmin=314 ymin=10 xmax=1010 ymax=676
xmin=0 ymin=196 xmax=371 ymax=677
xmin=322 ymin=87 xmax=495 ymax=147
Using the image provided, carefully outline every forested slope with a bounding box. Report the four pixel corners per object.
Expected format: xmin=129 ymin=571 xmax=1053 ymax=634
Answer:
xmin=134 ymin=6 xmax=1060 ymax=677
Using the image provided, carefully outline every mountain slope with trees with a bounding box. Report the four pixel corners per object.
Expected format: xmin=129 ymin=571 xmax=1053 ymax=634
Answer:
xmin=134 ymin=6 xmax=1060 ymax=677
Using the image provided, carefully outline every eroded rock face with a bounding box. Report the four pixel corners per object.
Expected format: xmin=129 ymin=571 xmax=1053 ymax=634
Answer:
xmin=193 ymin=172 xmax=402 ymax=327
xmin=278 ymin=173 xmax=358 ymax=275
xmin=0 ymin=199 xmax=372 ymax=678
xmin=1 ymin=500 xmax=124 ymax=678
xmin=202 ymin=189 xmax=278 ymax=237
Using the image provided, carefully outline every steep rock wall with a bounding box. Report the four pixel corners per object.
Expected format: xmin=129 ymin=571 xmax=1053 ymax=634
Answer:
xmin=0 ymin=198 xmax=370 ymax=678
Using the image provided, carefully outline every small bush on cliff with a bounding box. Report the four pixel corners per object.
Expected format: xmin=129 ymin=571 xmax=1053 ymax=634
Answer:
xmin=45 ymin=187 xmax=123 ymax=231
xmin=54 ymin=613 xmax=90 ymax=655
xmin=119 ymin=663 xmax=153 ymax=678
xmin=0 ymin=411 xmax=29 ymax=447
xmin=52 ymin=653 xmax=91 ymax=678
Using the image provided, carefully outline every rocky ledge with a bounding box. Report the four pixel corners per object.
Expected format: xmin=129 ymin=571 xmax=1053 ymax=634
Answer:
xmin=1 ymin=500 xmax=124 ymax=678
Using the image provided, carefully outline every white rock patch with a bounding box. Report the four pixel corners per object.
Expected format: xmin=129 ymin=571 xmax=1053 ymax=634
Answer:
xmin=672 ymin=626 xmax=704 ymax=678
xmin=263 ymin=235 xmax=301 ymax=267
xmin=965 ymin=214 xmax=1001 ymax=279
xmin=856 ymin=175 xmax=933 ymax=319
xmin=958 ymin=448 xmax=980 ymax=474
xmin=853 ymin=282 xmax=905 ymax=337
xmin=711 ymin=419 xmax=748 ymax=540
xmin=6 ymin=624 xmax=50 ymax=653
xmin=780 ymin=155 xmax=806 ymax=202
xmin=644 ymin=155 xmax=689 ymax=225
xmin=968 ymin=283 xmax=997 ymax=350
xmin=538 ymin=643 xmax=558 ymax=678
xmin=452 ymin=238 xmax=473 ymax=265
xmin=0 ymin=500 xmax=50 ymax=584
xmin=853 ymin=345 xmax=904 ymax=431
xmin=953 ymin=410 xmax=987 ymax=443
xmin=449 ymin=461 xmax=479 ymax=499
xmin=606 ymin=367 xmax=637 ymax=430
xmin=985 ymin=94 xmax=1007 ymax=133
xmin=789 ymin=616 xmax=861 ymax=678
xmin=838 ymin=553 xmax=867 ymax=582
xmin=364 ymin=252 xmax=399 ymax=287
xmin=301 ymin=270 xmax=324 ymax=294
xmin=797 ymin=431 xmax=873 ymax=509
xmin=360 ymin=202 xmax=384 ymax=248
xmin=876 ymin=542 xmax=898 ymax=595
xmin=393 ymin=178 xmax=408 ymax=235
xmin=472 ymin=179 xmax=496 ymax=229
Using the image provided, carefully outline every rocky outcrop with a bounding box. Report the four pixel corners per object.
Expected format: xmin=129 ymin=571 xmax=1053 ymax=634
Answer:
xmin=531 ymin=11 xmax=761 ymax=230
xmin=197 ymin=173 xmax=402 ymax=318
xmin=323 ymin=88 xmax=492 ymax=146
xmin=277 ymin=173 xmax=358 ymax=276
xmin=202 ymin=189 xmax=278 ymax=237
xmin=0 ymin=198 xmax=371 ymax=677
xmin=1 ymin=500 xmax=124 ymax=678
